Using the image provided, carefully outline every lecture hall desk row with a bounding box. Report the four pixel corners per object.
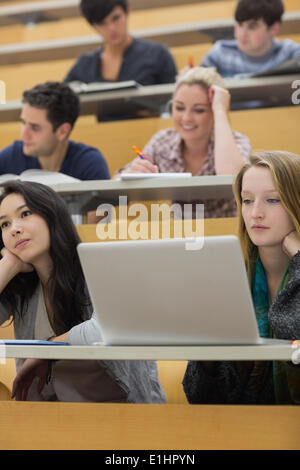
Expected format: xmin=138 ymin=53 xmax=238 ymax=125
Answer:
xmin=0 ymin=106 xmax=299 ymax=176
xmin=0 ymin=2 xmax=299 ymax=69
xmin=0 ymin=0 xmax=298 ymax=44
xmin=1 ymin=218 xmax=300 ymax=450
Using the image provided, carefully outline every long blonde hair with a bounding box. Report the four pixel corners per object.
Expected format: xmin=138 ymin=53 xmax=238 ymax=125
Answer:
xmin=233 ymin=150 xmax=300 ymax=272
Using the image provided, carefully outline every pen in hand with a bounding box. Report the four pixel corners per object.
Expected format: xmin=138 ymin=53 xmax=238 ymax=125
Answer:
xmin=131 ymin=145 xmax=158 ymax=173
xmin=132 ymin=145 xmax=149 ymax=161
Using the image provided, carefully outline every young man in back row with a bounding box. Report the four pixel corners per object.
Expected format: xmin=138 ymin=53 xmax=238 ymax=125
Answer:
xmin=0 ymin=81 xmax=109 ymax=180
xmin=202 ymin=0 xmax=300 ymax=78
xmin=64 ymin=0 xmax=177 ymax=86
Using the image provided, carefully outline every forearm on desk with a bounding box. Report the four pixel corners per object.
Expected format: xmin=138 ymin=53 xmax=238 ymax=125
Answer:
xmin=50 ymin=313 xmax=103 ymax=346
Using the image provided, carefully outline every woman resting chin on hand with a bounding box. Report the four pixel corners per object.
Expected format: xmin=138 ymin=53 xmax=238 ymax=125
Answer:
xmin=0 ymin=180 xmax=166 ymax=404
xmin=183 ymin=151 xmax=300 ymax=405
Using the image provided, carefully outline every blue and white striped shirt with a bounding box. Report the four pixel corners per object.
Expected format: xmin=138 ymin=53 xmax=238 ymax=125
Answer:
xmin=202 ymin=38 xmax=300 ymax=78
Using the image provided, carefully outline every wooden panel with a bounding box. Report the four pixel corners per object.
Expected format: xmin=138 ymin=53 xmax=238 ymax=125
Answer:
xmin=0 ymin=401 xmax=299 ymax=449
xmin=157 ymin=360 xmax=188 ymax=404
xmin=0 ymin=382 xmax=10 ymax=400
xmin=0 ymin=58 xmax=74 ymax=101
xmin=0 ymin=319 xmax=14 ymax=339
xmin=72 ymin=107 xmax=300 ymax=175
xmin=0 ymin=0 xmax=233 ymax=27
xmin=0 ymin=34 xmax=299 ymax=99
xmin=230 ymin=105 xmax=300 ymax=156
xmin=0 ymin=319 xmax=16 ymax=397
xmin=0 ymin=0 xmax=299 ymax=44
xmin=0 ymin=107 xmax=299 ymax=176
xmin=0 ymin=360 xmax=16 ymax=397
xmin=0 ymin=1 xmax=237 ymax=43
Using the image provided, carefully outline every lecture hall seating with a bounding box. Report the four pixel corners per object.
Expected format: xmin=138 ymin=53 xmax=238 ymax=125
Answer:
xmin=0 ymin=106 xmax=299 ymax=176
xmin=0 ymin=2 xmax=299 ymax=450
xmin=0 ymin=0 xmax=299 ymax=70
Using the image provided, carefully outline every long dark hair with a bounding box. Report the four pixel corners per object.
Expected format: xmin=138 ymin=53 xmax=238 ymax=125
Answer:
xmin=0 ymin=180 xmax=91 ymax=334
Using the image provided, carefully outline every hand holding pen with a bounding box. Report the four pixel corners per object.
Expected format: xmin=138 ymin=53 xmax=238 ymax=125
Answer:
xmin=126 ymin=146 xmax=158 ymax=173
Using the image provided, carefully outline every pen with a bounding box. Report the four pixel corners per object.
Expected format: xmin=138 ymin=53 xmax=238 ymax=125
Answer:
xmin=132 ymin=145 xmax=149 ymax=161
xmin=188 ymin=55 xmax=194 ymax=68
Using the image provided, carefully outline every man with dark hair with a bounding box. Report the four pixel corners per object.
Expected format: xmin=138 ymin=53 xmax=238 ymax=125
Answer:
xmin=64 ymin=0 xmax=177 ymax=87
xmin=201 ymin=0 xmax=300 ymax=77
xmin=0 ymin=81 xmax=110 ymax=180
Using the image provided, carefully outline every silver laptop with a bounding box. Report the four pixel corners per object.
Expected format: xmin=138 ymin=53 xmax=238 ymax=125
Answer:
xmin=77 ymin=236 xmax=261 ymax=346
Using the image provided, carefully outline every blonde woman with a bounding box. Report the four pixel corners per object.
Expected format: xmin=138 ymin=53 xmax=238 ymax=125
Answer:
xmin=116 ymin=66 xmax=251 ymax=217
xmin=183 ymin=151 xmax=300 ymax=404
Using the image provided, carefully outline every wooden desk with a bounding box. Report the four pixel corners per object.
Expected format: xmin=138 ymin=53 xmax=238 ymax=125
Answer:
xmin=5 ymin=174 xmax=234 ymax=217
xmin=0 ymin=175 xmax=234 ymax=218
xmin=1 ymin=107 xmax=299 ymax=176
xmin=0 ymin=0 xmax=207 ymax=26
xmin=0 ymin=11 xmax=299 ymax=64
xmin=0 ymin=401 xmax=299 ymax=450
xmin=1 ymin=76 xmax=299 ymax=122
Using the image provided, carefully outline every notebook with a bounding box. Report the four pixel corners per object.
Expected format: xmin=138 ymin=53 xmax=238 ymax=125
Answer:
xmin=68 ymin=80 xmax=140 ymax=94
xmin=77 ymin=236 xmax=269 ymax=346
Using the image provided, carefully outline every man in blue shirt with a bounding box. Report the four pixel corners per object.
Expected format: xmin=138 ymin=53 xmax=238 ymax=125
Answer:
xmin=202 ymin=0 xmax=300 ymax=78
xmin=0 ymin=81 xmax=110 ymax=180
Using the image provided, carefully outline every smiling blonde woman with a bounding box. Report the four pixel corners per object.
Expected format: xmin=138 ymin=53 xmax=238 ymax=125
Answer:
xmin=116 ymin=66 xmax=251 ymax=218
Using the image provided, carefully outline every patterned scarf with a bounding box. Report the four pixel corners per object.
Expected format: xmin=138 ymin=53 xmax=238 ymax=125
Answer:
xmin=252 ymin=257 xmax=300 ymax=404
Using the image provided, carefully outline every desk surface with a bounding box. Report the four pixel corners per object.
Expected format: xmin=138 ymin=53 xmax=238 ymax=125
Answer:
xmin=0 ymin=175 xmax=234 ymax=218
xmin=0 ymin=76 xmax=298 ymax=123
xmin=52 ymin=174 xmax=234 ymax=197
xmin=0 ymin=11 xmax=299 ymax=64
xmin=0 ymin=0 xmax=205 ymax=26
xmin=1 ymin=401 xmax=299 ymax=450
xmin=35 ymin=174 xmax=235 ymax=215
xmin=1 ymin=339 xmax=297 ymax=361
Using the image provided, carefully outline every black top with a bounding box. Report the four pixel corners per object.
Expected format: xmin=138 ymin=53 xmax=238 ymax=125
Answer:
xmin=64 ymin=38 xmax=177 ymax=85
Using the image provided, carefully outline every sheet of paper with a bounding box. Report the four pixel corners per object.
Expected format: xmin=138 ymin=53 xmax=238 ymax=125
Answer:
xmin=120 ymin=172 xmax=192 ymax=181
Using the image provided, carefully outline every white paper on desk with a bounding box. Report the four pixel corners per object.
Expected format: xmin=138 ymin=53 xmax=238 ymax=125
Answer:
xmin=120 ymin=172 xmax=192 ymax=181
